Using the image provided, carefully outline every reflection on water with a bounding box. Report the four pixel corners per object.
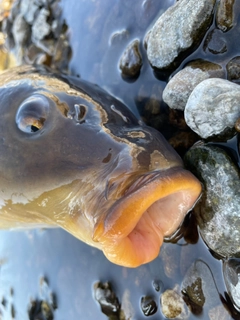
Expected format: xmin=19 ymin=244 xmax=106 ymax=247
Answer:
xmin=0 ymin=0 xmax=240 ymax=319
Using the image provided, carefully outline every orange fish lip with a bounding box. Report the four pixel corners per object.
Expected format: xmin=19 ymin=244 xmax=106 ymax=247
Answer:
xmin=93 ymin=167 xmax=202 ymax=267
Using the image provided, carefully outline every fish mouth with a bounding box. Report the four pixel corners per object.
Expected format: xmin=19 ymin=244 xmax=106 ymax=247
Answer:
xmin=93 ymin=167 xmax=202 ymax=267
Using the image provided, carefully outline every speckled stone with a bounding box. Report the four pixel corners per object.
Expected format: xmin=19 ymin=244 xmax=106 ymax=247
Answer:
xmin=146 ymin=0 xmax=216 ymax=70
xmin=184 ymin=78 xmax=240 ymax=138
xmin=184 ymin=145 xmax=240 ymax=258
xmin=161 ymin=287 xmax=189 ymax=319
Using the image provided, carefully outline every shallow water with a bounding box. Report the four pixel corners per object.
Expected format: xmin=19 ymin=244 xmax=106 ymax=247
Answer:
xmin=0 ymin=0 xmax=240 ymax=319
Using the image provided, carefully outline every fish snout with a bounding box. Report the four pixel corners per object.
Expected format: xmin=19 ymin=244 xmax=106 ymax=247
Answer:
xmin=93 ymin=167 xmax=202 ymax=267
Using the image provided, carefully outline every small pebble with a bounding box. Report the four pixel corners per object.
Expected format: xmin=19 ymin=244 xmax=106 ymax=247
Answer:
xmin=119 ymin=39 xmax=142 ymax=78
xmin=140 ymin=296 xmax=157 ymax=316
xmin=93 ymin=281 xmax=120 ymax=318
xmin=161 ymin=287 xmax=189 ymax=319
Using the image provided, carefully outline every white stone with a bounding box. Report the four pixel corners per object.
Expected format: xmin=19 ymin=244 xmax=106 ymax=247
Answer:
xmin=184 ymin=78 xmax=240 ymax=138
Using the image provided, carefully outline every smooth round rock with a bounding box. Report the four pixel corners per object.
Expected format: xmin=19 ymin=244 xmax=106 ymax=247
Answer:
xmin=146 ymin=0 xmax=216 ymax=70
xmin=184 ymin=144 xmax=240 ymax=258
xmin=184 ymin=78 xmax=240 ymax=138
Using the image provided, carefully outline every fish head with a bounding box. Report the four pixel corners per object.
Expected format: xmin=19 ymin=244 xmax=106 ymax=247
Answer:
xmin=0 ymin=65 xmax=201 ymax=267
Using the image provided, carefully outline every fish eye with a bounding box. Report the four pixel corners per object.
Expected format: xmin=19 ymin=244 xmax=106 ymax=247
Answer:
xmin=16 ymin=95 xmax=50 ymax=133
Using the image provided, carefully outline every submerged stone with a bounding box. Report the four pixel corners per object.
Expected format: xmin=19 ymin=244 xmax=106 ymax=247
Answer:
xmin=182 ymin=260 xmax=220 ymax=314
xmin=184 ymin=78 xmax=240 ymax=138
xmin=204 ymin=29 xmax=227 ymax=54
xmin=119 ymin=39 xmax=142 ymax=78
xmin=216 ymin=0 xmax=235 ymax=32
xmin=227 ymin=56 xmax=240 ymax=81
xmin=140 ymin=296 xmax=157 ymax=316
xmin=93 ymin=282 xmax=120 ymax=319
xmin=184 ymin=144 xmax=240 ymax=258
xmin=146 ymin=0 xmax=216 ymax=70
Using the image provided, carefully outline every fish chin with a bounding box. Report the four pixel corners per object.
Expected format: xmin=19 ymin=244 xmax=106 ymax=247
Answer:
xmin=93 ymin=167 xmax=202 ymax=267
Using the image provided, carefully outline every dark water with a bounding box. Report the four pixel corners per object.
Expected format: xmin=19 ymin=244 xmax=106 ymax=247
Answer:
xmin=0 ymin=0 xmax=240 ymax=319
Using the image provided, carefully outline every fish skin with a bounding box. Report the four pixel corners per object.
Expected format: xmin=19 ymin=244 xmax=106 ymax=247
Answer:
xmin=0 ymin=65 xmax=201 ymax=267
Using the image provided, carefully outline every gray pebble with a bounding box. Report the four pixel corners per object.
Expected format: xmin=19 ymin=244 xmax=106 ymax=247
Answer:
xmin=223 ymin=258 xmax=240 ymax=311
xmin=32 ymin=8 xmax=51 ymax=42
xmin=184 ymin=144 xmax=240 ymax=258
xmin=184 ymin=78 xmax=240 ymax=138
xmin=146 ymin=0 xmax=216 ymax=70
xmin=119 ymin=39 xmax=142 ymax=78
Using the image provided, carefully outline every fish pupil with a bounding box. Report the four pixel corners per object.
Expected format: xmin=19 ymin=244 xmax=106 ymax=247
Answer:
xmin=31 ymin=125 xmax=39 ymax=133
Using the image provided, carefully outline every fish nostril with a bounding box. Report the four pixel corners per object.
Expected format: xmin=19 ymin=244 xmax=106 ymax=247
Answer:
xmin=74 ymin=104 xmax=87 ymax=123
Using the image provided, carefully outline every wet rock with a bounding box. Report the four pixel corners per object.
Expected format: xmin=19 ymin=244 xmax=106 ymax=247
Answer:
xmin=93 ymin=281 xmax=120 ymax=319
xmin=204 ymin=29 xmax=227 ymax=54
xmin=182 ymin=265 xmax=205 ymax=314
xmin=227 ymin=56 xmax=240 ymax=81
xmin=182 ymin=260 xmax=221 ymax=314
xmin=184 ymin=78 xmax=240 ymax=139
xmin=2 ymin=0 xmax=71 ymax=72
xmin=146 ymin=0 xmax=216 ymax=70
xmin=163 ymin=60 xmax=223 ymax=111
xmin=223 ymin=258 xmax=240 ymax=311
xmin=216 ymin=0 xmax=235 ymax=32
xmin=184 ymin=145 xmax=240 ymax=257
xmin=161 ymin=286 xmax=189 ymax=319
xmin=140 ymin=296 xmax=157 ymax=316
xmin=32 ymin=8 xmax=51 ymax=42
xmin=119 ymin=39 xmax=142 ymax=78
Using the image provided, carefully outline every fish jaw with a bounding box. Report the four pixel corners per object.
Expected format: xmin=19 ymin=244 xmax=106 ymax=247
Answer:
xmin=93 ymin=167 xmax=202 ymax=267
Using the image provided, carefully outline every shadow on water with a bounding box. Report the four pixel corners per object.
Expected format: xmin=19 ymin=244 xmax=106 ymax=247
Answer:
xmin=1 ymin=0 xmax=240 ymax=319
